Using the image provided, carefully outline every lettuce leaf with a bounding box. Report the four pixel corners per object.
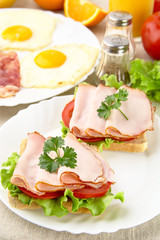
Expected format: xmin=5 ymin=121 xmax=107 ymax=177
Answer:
xmin=9 ymin=187 xmax=124 ymax=217
xmin=60 ymin=121 xmax=70 ymax=138
xmin=101 ymin=74 xmax=124 ymax=89
xmin=87 ymin=138 xmax=122 ymax=152
xmin=1 ymin=152 xmax=124 ymax=217
xmin=1 ymin=152 xmax=20 ymax=189
xmin=130 ymin=59 xmax=160 ymax=102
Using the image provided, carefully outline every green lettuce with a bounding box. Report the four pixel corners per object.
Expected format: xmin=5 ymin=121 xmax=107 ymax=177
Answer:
xmin=60 ymin=121 xmax=70 ymax=138
xmin=101 ymin=74 xmax=124 ymax=89
xmin=87 ymin=138 xmax=122 ymax=152
xmin=130 ymin=59 xmax=160 ymax=102
xmin=1 ymin=152 xmax=20 ymax=189
xmin=0 ymin=152 xmax=124 ymax=217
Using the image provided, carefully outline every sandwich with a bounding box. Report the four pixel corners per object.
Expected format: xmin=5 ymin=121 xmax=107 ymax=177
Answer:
xmin=61 ymin=79 xmax=155 ymax=153
xmin=0 ymin=132 xmax=124 ymax=217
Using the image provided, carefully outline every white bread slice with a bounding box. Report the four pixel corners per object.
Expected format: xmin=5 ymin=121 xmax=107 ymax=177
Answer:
xmin=8 ymin=138 xmax=90 ymax=213
xmin=106 ymin=133 xmax=148 ymax=152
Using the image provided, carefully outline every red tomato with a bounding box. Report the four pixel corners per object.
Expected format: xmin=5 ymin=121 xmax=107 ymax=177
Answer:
xmin=141 ymin=12 xmax=160 ymax=60
xmin=62 ymin=99 xmax=74 ymax=128
xmin=18 ymin=187 xmax=64 ymax=199
xmin=153 ymin=0 xmax=160 ymax=12
xmin=79 ymin=137 xmax=106 ymax=142
xmin=73 ymin=182 xmax=112 ymax=198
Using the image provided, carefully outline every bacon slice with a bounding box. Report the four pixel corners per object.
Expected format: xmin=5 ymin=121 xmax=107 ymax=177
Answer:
xmin=11 ymin=132 xmax=114 ymax=195
xmin=69 ymin=84 xmax=154 ymax=140
xmin=0 ymin=51 xmax=20 ymax=98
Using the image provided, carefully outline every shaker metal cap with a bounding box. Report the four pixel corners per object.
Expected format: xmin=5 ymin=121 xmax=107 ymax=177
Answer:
xmin=108 ymin=10 xmax=132 ymax=27
xmin=103 ymin=35 xmax=129 ymax=54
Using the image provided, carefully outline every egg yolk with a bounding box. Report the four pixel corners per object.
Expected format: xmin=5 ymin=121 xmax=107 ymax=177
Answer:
xmin=34 ymin=50 xmax=67 ymax=68
xmin=2 ymin=25 xmax=32 ymax=42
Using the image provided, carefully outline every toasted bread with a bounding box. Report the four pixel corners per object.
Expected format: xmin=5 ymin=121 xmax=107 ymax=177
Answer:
xmin=106 ymin=133 xmax=148 ymax=152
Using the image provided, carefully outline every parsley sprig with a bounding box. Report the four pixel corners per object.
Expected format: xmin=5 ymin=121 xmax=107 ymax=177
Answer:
xmin=39 ymin=136 xmax=77 ymax=173
xmin=97 ymin=88 xmax=128 ymax=120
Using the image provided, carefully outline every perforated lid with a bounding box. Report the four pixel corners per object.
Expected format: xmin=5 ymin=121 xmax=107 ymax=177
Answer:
xmin=103 ymin=35 xmax=129 ymax=54
xmin=108 ymin=11 xmax=132 ymax=27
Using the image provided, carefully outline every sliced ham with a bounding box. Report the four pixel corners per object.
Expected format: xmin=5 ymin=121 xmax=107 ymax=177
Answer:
xmin=11 ymin=132 xmax=114 ymax=195
xmin=0 ymin=51 xmax=20 ymax=98
xmin=70 ymin=84 xmax=116 ymax=138
xmin=69 ymin=84 xmax=154 ymax=140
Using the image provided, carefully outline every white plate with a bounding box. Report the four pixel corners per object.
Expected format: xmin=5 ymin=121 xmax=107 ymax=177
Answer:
xmin=0 ymin=9 xmax=100 ymax=107
xmin=0 ymin=95 xmax=160 ymax=234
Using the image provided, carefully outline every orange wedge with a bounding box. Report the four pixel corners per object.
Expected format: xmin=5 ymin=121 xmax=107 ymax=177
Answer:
xmin=64 ymin=0 xmax=108 ymax=27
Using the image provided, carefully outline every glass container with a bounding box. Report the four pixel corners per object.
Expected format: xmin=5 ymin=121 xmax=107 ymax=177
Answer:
xmin=104 ymin=10 xmax=135 ymax=60
xmin=95 ymin=34 xmax=130 ymax=86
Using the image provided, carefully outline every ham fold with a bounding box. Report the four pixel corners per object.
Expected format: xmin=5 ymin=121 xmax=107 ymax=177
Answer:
xmin=11 ymin=132 xmax=114 ymax=195
xmin=69 ymin=84 xmax=154 ymax=140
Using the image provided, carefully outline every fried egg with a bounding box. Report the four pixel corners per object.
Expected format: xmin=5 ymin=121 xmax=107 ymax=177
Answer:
xmin=20 ymin=44 xmax=99 ymax=88
xmin=0 ymin=9 xmax=57 ymax=50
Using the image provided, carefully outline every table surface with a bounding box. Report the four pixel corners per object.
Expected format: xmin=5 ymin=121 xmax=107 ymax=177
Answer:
xmin=0 ymin=0 xmax=160 ymax=239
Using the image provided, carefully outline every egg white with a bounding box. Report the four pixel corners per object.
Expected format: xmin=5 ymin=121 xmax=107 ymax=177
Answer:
xmin=20 ymin=44 xmax=99 ymax=88
xmin=0 ymin=9 xmax=57 ymax=51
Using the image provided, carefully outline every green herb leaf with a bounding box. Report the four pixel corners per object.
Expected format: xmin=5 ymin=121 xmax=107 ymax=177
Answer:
xmin=43 ymin=136 xmax=64 ymax=153
xmin=97 ymin=88 xmax=128 ymax=120
xmin=39 ymin=152 xmax=60 ymax=173
xmin=97 ymin=102 xmax=111 ymax=119
xmin=39 ymin=136 xmax=77 ymax=173
xmin=61 ymin=146 xmax=77 ymax=168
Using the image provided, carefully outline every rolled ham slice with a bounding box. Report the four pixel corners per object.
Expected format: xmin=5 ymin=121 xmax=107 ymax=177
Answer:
xmin=69 ymin=84 xmax=154 ymax=140
xmin=11 ymin=132 xmax=114 ymax=195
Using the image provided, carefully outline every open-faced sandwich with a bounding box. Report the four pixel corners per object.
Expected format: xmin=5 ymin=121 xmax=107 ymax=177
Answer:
xmin=0 ymin=132 xmax=124 ymax=217
xmin=61 ymin=77 xmax=155 ymax=152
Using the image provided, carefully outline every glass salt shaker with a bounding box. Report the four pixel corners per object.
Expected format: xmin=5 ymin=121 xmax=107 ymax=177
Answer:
xmin=95 ymin=34 xmax=130 ymax=86
xmin=104 ymin=10 xmax=136 ymax=60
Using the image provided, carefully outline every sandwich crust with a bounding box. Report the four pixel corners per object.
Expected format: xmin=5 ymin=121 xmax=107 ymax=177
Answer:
xmin=106 ymin=133 xmax=148 ymax=152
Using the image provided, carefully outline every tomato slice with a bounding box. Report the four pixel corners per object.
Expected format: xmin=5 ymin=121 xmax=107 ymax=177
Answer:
xmin=62 ymin=99 xmax=74 ymax=128
xmin=18 ymin=187 xmax=64 ymax=199
xmin=73 ymin=182 xmax=112 ymax=198
xmin=79 ymin=137 xmax=106 ymax=142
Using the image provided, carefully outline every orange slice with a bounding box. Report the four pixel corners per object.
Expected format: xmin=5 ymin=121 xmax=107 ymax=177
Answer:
xmin=34 ymin=0 xmax=64 ymax=10
xmin=64 ymin=0 xmax=108 ymax=27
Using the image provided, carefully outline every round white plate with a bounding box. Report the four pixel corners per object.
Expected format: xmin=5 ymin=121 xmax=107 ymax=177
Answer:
xmin=0 ymin=9 xmax=100 ymax=107
xmin=0 ymin=95 xmax=160 ymax=234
